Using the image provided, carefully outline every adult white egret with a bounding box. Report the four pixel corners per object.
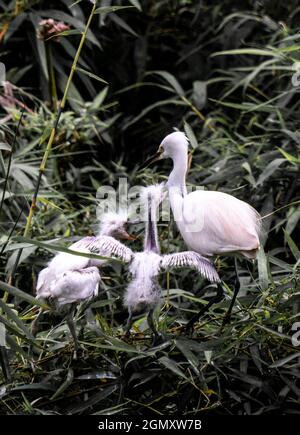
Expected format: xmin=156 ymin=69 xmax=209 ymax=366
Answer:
xmin=144 ymin=132 xmax=262 ymax=329
xmin=35 ymin=212 xmax=134 ymax=352
xmin=122 ymin=183 xmax=220 ymax=342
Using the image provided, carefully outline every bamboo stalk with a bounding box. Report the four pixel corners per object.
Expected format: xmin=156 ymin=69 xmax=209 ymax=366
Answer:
xmin=0 ymin=110 xmax=24 ymax=216
xmin=9 ymin=1 xmax=97 ymax=282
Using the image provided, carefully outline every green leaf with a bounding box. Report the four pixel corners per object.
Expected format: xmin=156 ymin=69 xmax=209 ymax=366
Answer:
xmin=159 ymin=356 xmax=188 ymax=381
xmin=0 ymin=300 xmax=35 ymax=341
xmin=90 ymin=86 xmax=109 ymax=110
xmin=95 ymin=6 xmax=135 ymax=14
xmin=69 ymin=385 xmax=118 ymax=414
xmin=183 ymin=122 xmax=198 ymax=149
xmin=128 ymin=0 xmax=142 ymax=11
xmin=277 ymin=147 xmax=299 ymax=164
xmin=256 ymin=158 xmax=285 ymax=186
xmin=149 ymin=70 xmax=185 ymax=96
xmin=110 ymin=14 xmax=138 ymax=37
xmin=212 ymin=48 xmax=280 ymax=57
xmin=50 ymin=369 xmax=74 ymax=400
xmin=175 ymin=339 xmax=200 ymax=376
xmin=14 ymin=236 xmax=123 ymax=263
xmin=0 ymin=281 xmax=49 ymax=309
xmin=0 ymin=143 xmax=11 ymax=152
xmin=269 ymin=351 xmax=300 ymax=368
xmin=46 ymin=29 xmax=82 ymax=41
xmin=257 ymin=246 xmax=269 ymax=290
xmin=76 ymin=67 xmax=108 ymax=84
xmin=283 ymin=229 xmax=300 ymax=261
xmin=286 ymin=207 xmax=300 ymax=236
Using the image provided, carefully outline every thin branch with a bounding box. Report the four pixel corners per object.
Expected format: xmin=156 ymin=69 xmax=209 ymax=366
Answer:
xmin=0 ymin=109 xmax=24 ymax=215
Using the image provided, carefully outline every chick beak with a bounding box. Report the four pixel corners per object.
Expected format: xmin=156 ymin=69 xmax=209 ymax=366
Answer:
xmin=140 ymin=145 xmax=163 ymax=170
xmin=120 ymin=229 xmax=138 ymax=241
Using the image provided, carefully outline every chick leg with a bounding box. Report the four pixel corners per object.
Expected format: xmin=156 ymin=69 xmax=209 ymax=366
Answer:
xmin=31 ymin=308 xmax=44 ymax=337
xmin=124 ymin=308 xmax=133 ymax=337
xmin=66 ymin=304 xmax=80 ymax=354
xmin=147 ymin=308 xmax=162 ymax=345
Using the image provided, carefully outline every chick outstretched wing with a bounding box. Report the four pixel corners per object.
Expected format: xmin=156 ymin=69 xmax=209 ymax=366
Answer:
xmin=87 ymin=235 xmax=134 ymax=263
xmin=161 ymin=251 xmax=220 ymax=283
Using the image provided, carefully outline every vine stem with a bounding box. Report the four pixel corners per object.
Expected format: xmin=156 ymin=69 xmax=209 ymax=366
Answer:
xmin=8 ymin=1 xmax=97 ymax=283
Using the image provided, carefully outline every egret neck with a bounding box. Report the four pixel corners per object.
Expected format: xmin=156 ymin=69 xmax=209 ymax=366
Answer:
xmin=167 ymin=149 xmax=188 ymax=227
xmin=144 ymin=191 xmax=160 ymax=254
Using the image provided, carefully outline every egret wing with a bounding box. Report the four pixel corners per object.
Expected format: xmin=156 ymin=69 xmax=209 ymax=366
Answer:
xmin=161 ymin=251 xmax=220 ymax=283
xmin=181 ymin=190 xmax=261 ymax=258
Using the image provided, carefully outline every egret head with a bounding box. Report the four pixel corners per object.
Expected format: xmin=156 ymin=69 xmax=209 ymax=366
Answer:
xmin=159 ymin=131 xmax=189 ymax=159
xmin=141 ymin=183 xmax=167 ymax=209
xmin=99 ymin=211 xmax=136 ymax=240
xmin=141 ymin=132 xmax=189 ymax=169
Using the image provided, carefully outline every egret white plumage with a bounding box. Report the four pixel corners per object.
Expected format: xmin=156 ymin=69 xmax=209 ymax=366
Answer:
xmin=144 ymin=131 xmax=262 ymax=329
xmin=122 ymin=183 xmax=220 ymax=341
xmin=35 ymin=211 xmax=134 ymax=352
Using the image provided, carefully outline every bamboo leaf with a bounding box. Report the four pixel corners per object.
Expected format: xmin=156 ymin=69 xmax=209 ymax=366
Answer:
xmin=0 ymin=281 xmax=49 ymax=309
xmin=76 ymin=67 xmax=108 ymax=84
xmin=14 ymin=236 xmax=123 ymax=263
xmin=50 ymin=369 xmax=74 ymax=400
xmin=95 ymin=6 xmax=135 ymax=14
xmin=257 ymin=246 xmax=269 ymax=290
xmin=159 ymin=356 xmax=188 ymax=381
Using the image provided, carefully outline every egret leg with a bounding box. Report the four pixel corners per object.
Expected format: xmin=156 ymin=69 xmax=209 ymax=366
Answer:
xmin=124 ymin=308 xmax=133 ymax=337
xmin=221 ymin=257 xmax=240 ymax=328
xmin=147 ymin=308 xmax=162 ymax=345
xmin=0 ymin=345 xmax=11 ymax=383
xmin=185 ymin=284 xmax=224 ymax=333
xmin=66 ymin=305 xmax=80 ymax=353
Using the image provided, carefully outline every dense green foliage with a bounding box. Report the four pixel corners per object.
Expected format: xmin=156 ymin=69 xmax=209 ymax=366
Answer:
xmin=0 ymin=0 xmax=299 ymax=415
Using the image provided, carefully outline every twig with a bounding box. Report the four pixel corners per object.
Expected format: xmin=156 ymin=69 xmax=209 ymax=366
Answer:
xmin=0 ymin=109 xmax=24 ymax=215
xmin=0 ymin=204 xmax=25 ymax=256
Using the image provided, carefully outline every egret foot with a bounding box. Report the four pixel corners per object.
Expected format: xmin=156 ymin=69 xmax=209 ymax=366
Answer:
xmin=219 ymin=313 xmax=232 ymax=333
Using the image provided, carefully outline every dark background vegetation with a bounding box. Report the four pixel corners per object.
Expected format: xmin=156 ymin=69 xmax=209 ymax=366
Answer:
xmin=0 ymin=0 xmax=299 ymax=415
